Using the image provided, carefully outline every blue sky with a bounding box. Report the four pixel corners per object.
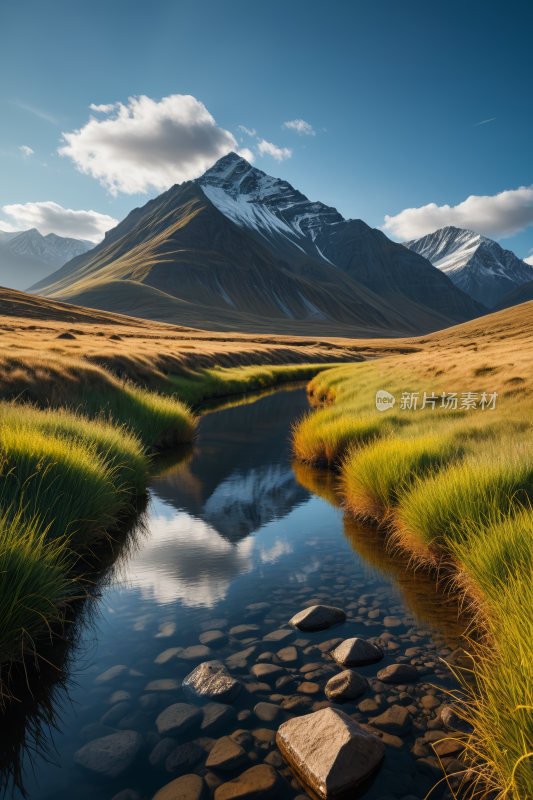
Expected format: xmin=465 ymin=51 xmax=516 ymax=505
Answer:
xmin=1 ymin=0 xmax=532 ymax=259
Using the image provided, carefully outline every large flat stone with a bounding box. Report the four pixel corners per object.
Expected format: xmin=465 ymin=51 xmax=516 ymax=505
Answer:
xmin=73 ymin=731 xmax=143 ymax=779
xmin=370 ymin=705 xmax=412 ymax=735
xmin=276 ymin=707 xmax=385 ymax=799
xmin=250 ymin=663 xmax=286 ymax=682
xmin=205 ymin=736 xmax=249 ymax=771
xmin=325 ymin=670 xmax=368 ymax=702
xmin=183 ymin=660 xmax=241 ymax=704
xmin=331 ymin=639 xmax=384 ymax=667
xmin=153 ymin=774 xmax=208 ymax=800
xmin=213 ymin=764 xmax=280 ymax=799
xmin=156 ymin=703 xmax=203 ymax=737
xmin=290 ymin=605 xmax=346 ymax=632
xmin=262 ymin=629 xmax=295 ymax=643
xmin=225 ymin=647 xmax=258 ymax=670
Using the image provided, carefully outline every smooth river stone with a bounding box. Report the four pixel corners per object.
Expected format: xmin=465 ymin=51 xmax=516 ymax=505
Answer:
xmin=370 ymin=704 xmax=412 ymax=734
xmin=276 ymin=708 xmax=385 ymax=799
xmin=229 ymin=624 xmax=260 ymax=639
xmin=154 ymin=648 xmax=183 ymax=665
xmin=179 ymin=646 xmax=215 ymax=661
xmin=254 ymin=702 xmax=280 ymax=722
xmin=250 ymin=664 xmax=286 ymax=682
xmin=262 ymin=629 xmax=295 ymax=643
xmin=325 ymin=670 xmax=368 ymax=702
xmin=214 ymin=764 xmax=280 ymax=800
xmin=183 ymin=660 xmax=241 ymax=704
xmin=199 ymin=630 xmax=228 ymax=648
xmin=149 ymin=738 xmax=179 ymax=768
xmin=94 ymin=665 xmax=128 ymax=685
xmin=225 ymin=647 xmax=258 ymax=670
xmin=165 ymin=742 xmax=204 ymax=775
xmin=200 ymin=702 xmax=236 ymax=734
xmin=290 ymin=605 xmax=346 ymax=632
xmin=205 ymin=736 xmax=249 ymax=771
xmin=156 ymin=703 xmax=202 ymax=737
xmin=277 ymin=646 xmax=298 ymax=663
xmin=144 ymin=679 xmax=182 ymax=692
xmin=245 ymin=602 xmax=271 ymax=618
xmin=73 ymin=731 xmax=143 ymax=779
xmin=377 ymin=664 xmax=419 ymax=684
xmin=153 ymin=775 xmax=208 ymax=800
xmin=331 ymin=638 xmax=384 ymax=667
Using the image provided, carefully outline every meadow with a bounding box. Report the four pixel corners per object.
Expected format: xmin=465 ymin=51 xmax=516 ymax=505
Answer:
xmin=292 ymin=304 xmax=533 ymax=799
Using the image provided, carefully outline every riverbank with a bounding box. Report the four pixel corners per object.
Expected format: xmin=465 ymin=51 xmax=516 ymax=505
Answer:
xmin=292 ymin=317 xmax=533 ymax=798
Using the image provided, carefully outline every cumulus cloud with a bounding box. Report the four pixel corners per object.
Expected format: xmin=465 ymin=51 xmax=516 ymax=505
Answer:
xmin=524 ymin=256 xmax=533 ymax=266
xmin=2 ymin=201 xmax=118 ymax=242
xmin=238 ymin=125 xmax=256 ymax=137
xmin=19 ymin=146 xmax=34 ymax=156
xmin=257 ymin=139 xmax=292 ymax=162
xmin=382 ymin=186 xmax=533 ymax=241
xmin=89 ymin=103 xmax=116 ymax=113
xmin=59 ymin=94 xmax=254 ymax=196
xmin=283 ymin=119 xmax=315 ymax=136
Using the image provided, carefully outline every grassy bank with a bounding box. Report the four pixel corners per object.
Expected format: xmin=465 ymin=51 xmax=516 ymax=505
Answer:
xmin=292 ymin=354 xmax=533 ymax=798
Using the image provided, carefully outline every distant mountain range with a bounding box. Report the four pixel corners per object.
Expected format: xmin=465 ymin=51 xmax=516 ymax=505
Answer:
xmin=0 ymin=228 xmax=93 ymax=291
xmin=402 ymin=226 xmax=533 ymax=308
xmin=29 ymin=153 xmax=486 ymax=336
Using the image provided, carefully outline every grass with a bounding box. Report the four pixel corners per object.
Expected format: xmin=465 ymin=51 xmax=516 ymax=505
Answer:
xmin=291 ymin=347 xmax=533 ymax=800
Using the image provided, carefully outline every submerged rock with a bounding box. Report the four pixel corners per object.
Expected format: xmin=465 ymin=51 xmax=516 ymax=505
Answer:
xmin=149 ymin=737 xmax=179 ymax=768
xmin=200 ymin=702 xmax=236 ymax=734
xmin=331 ymin=638 xmax=384 ymax=667
xmin=153 ymin=774 xmax=208 ymax=800
xmin=325 ymin=670 xmax=368 ymax=702
xmin=156 ymin=703 xmax=202 ymax=737
xmin=94 ymin=665 xmax=128 ymax=685
xmin=213 ymin=764 xmax=280 ymax=799
xmin=165 ymin=742 xmax=204 ymax=775
xmin=276 ymin=707 xmax=385 ymax=799
xmin=290 ymin=605 xmax=346 ymax=632
xmin=183 ymin=660 xmax=241 ymax=704
xmin=250 ymin=664 xmax=286 ymax=682
xmin=205 ymin=736 xmax=249 ymax=771
xmin=370 ymin=704 xmax=412 ymax=734
xmin=73 ymin=731 xmax=143 ymax=779
xmin=441 ymin=706 xmax=474 ymax=734
xmin=376 ymin=664 xmax=419 ymax=683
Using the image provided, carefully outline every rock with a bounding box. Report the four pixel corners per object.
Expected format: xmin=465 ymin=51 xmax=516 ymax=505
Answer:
xmin=262 ymin=629 xmax=295 ymax=643
xmin=276 ymin=707 xmax=385 ymax=799
xmin=279 ymin=695 xmax=313 ymax=713
xmin=371 ymin=705 xmax=412 ymax=734
xmin=325 ymin=670 xmax=368 ymax=702
xmin=441 ymin=706 xmax=474 ymax=734
xmin=200 ymin=619 xmax=228 ymax=632
xmin=200 ymin=702 xmax=236 ymax=734
xmin=73 ymin=731 xmax=143 ymax=779
xmin=383 ymin=616 xmax=403 ymax=628
xmin=166 ymin=743 xmax=205 ymax=774
xmin=300 ymin=662 xmax=324 ymax=674
xmin=358 ymin=699 xmax=379 ymax=714
xmin=421 ymin=695 xmax=440 ymax=710
xmin=242 ymin=681 xmax=270 ymax=695
xmin=155 ymin=648 xmax=183 ymax=665
xmin=250 ymin=664 xmax=285 ymax=682
xmin=331 ymin=638 xmax=384 ymax=667
xmin=153 ymin=774 xmax=208 ymax=800
xmin=225 ymin=647 xmax=258 ymax=670
xmin=101 ymin=702 xmax=131 ymax=727
xmin=275 ymin=675 xmax=297 ymax=692
xmin=139 ymin=694 xmax=159 ymax=711
xmin=377 ymin=664 xmax=419 ymax=684
xmin=156 ymin=704 xmax=203 ymax=737
xmin=432 ymin=738 xmax=465 ymax=757
xmin=263 ymin=749 xmax=284 ymax=768
xmin=276 ymin=646 xmax=298 ymax=663
xmin=107 ymin=690 xmax=132 ymax=705
xmin=252 ymin=728 xmax=277 ymax=744
xmin=229 ymin=624 xmax=260 ymax=639
xmin=180 ymin=646 xmax=215 ymax=661
xmin=145 ymin=679 xmax=182 ymax=692
xmin=199 ymin=631 xmax=228 ymax=647
xmin=205 ymin=736 xmax=249 ymax=771
xmin=237 ymin=710 xmax=252 ymax=723
xmin=297 ymin=682 xmax=321 ymax=695
xmin=156 ymin=622 xmax=176 ymax=638
xmin=254 ymin=702 xmax=280 ymax=723
xmin=214 ymin=764 xmax=279 ymax=799
xmin=289 ymin=605 xmax=346 ymax=632
xmin=245 ymin=602 xmax=271 ymax=618
xmin=205 ymin=773 xmax=224 ymax=794
xmin=117 ymin=711 xmax=149 ymax=732
xmin=183 ymin=661 xmax=241 ymax=704
xmin=94 ymin=665 xmax=128 ymax=685
xmin=149 ymin=738 xmax=179 ymax=768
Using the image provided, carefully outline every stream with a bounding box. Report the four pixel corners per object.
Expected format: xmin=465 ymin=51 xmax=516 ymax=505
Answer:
xmin=7 ymin=384 xmax=468 ymax=800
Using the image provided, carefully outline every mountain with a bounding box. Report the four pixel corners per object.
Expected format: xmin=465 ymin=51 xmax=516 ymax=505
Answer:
xmin=402 ymin=226 xmax=533 ymax=308
xmin=29 ymin=154 xmax=485 ymax=336
xmin=491 ymin=279 xmax=533 ymax=313
xmin=0 ymin=228 xmax=93 ymax=292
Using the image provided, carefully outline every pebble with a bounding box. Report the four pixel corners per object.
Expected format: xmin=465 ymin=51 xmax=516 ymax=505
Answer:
xmin=94 ymin=665 xmax=128 ymax=685
xmin=250 ymin=664 xmax=286 ymax=682
xmin=254 ymin=702 xmax=280 ymax=722
xmin=213 ymin=764 xmax=279 ymax=800
xmin=149 ymin=738 xmax=179 ymax=768
xmin=180 ymin=646 xmax=215 ymax=661
xmin=331 ymin=638 xmax=384 ymax=667
xmin=377 ymin=664 xmax=419 ymax=683
xmin=262 ymin=629 xmax=295 ymax=643
xmin=325 ymin=670 xmax=368 ymax=702
xmin=297 ymin=682 xmax=321 ymax=695
xmin=205 ymin=736 xmax=249 ymax=770
xmin=153 ymin=774 xmax=208 ymax=800
xmin=371 ymin=705 xmax=412 ymax=734
xmin=100 ymin=702 xmax=131 ymax=727
xmin=200 ymin=619 xmax=228 ymax=632
xmin=199 ymin=630 xmax=228 ymax=647
xmin=225 ymin=647 xmax=258 ymax=670
xmin=290 ymin=605 xmax=346 ymax=631
xmin=73 ymin=731 xmax=144 ymax=779
xmin=165 ymin=742 xmax=204 ymax=774
xmin=229 ymin=624 xmax=260 ymax=639
xmin=107 ymin=691 xmax=132 ymax=705
xmin=245 ymin=603 xmax=271 ymax=618
xmin=200 ymin=702 xmax=236 ymax=734
xmin=154 ymin=648 xmax=183 ymax=665
xmin=156 ymin=703 xmax=203 ymax=737
xmin=276 ymin=646 xmax=298 ymax=663
xmin=183 ymin=660 xmax=241 ymax=704
xmin=145 ymin=679 xmax=182 ymax=692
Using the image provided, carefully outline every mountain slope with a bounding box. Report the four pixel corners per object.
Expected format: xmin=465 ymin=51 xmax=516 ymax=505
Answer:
xmin=30 ymin=181 xmax=463 ymax=336
xmin=402 ymin=226 xmax=533 ymax=307
xmin=0 ymin=228 xmax=93 ymax=291
xmin=491 ymin=279 xmax=533 ymax=312
xmin=197 ymin=153 xmax=486 ymax=323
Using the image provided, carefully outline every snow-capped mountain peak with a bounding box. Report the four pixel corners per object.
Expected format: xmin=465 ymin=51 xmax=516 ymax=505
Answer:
xmin=403 ymin=226 xmax=533 ymax=307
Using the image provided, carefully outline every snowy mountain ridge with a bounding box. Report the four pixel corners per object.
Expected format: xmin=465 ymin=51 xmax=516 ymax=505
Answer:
xmin=402 ymin=226 xmax=533 ymax=308
xmin=1 ymin=228 xmax=93 ymax=267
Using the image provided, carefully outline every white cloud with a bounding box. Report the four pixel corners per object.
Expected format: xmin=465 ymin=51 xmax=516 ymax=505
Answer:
xmin=382 ymin=185 xmax=533 ymax=241
xmin=58 ymin=94 xmax=254 ymax=196
xmin=257 ymin=139 xmax=292 ymax=162
xmin=237 ymin=147 xmax=255 ymax=163
xmin=2 ymin=201 xmax=118 ymax=242
xmin=283 ymin=119 xmax=315 ymax=136
xmin=238 ymin=125 xmax=256 ymax=137
xmin=89 ymin=103 xmax=116 ymax=113
xmin=19 ymin=145 xmax=34 ymax=157
xmin=524 ymin=255 xmax=533 ymax=266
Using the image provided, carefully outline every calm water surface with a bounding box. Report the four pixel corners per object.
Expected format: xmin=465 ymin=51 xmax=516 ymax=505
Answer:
xmin=12 ymin=386 xmax=466 ymax=800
